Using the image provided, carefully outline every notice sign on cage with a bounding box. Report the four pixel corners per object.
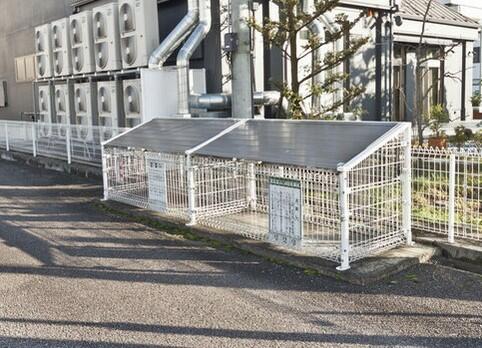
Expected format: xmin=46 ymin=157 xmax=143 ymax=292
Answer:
xmin=268 ymin=177 xmax=303 ymax=248
xmin=147 ymin=157 xmax=168 ymax=212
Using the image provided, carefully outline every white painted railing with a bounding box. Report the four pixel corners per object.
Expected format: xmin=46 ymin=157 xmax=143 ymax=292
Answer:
xmin=412 ymin=146 xmax=482 ymax=243
xmin=0 ymin=120 xmax=128 ymax=167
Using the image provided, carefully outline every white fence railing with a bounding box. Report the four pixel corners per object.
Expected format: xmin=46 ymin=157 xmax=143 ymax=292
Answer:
xmin=412 ymin=147 xmax=481 ymax=242
xmin=0 ymin=121 xmax=128 ymax=167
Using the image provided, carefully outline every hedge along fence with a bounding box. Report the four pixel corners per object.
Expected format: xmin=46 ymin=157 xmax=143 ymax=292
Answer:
xmin=412 ymin=146 xmax=482 ymax=242
xmin=102 ymin=118 xmax=413 ymax=271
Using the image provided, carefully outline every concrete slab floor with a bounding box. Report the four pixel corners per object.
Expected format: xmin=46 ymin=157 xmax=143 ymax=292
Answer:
xmin=0 ymin=159 xmax=481 ymax=347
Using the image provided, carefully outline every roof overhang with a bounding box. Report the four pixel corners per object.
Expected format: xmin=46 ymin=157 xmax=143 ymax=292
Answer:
xmin=394 ymin=17 xmax=480 ymax=41
xmin=338 ymin=0 xmax=394 ymax=11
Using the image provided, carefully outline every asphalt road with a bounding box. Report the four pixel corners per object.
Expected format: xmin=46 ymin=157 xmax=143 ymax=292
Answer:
xmin=0 ymin=159 xmax=480 ymax=348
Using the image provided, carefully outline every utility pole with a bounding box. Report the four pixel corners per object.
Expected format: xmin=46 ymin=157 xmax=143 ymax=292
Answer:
xmin=231 ymin=0 xmax=254 ymax=118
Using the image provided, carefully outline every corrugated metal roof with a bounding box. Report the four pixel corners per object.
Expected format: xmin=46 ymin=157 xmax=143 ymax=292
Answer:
xmin=106 ymin=119 xmax=400 ymax=170
xmin=400 ymin=0 xmax=479 ymax=28
xmin=105 ymin=118 xmax=238 ymax=153
xmin=196 ymin=120 xmax=398 ymax=170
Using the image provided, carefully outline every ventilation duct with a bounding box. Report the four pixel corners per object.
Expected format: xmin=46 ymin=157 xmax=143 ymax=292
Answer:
xmin=177 ymin=0 xmax=212 ymax=117
xmin=148 ymin=0 xmax=199 ymax=68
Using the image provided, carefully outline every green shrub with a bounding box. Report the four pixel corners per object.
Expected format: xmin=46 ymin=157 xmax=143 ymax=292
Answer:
xmin=471 ymin=93 xmax=481 ymax=107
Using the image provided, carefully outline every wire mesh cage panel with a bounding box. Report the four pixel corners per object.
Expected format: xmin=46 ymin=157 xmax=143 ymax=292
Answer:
xmin=145 ymin=152 xmax=190 ymax=221
xmin=193 ymin=158 xmax=342 ymax=261
xmin=104 ymin=149 xmax=190 ymax=221
xmin=347 ymin=136 xmax=406 ymax=261
xmin=102 ymin=119 xmax=413 ymax=269
xmin=412 ymin=147 xmax=481 ymax=242
xmin=104 ymin=147 xmax=148 ymax=209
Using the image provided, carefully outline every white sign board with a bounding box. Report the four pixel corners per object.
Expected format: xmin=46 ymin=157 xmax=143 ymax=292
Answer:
xmin=147 ymin=157 xmax=168 ymax=212
xmin=268 ymin=177 xmax=303 ymax=248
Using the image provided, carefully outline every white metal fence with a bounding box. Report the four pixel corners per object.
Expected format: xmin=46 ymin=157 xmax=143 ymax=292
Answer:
xmin=412 ymin=147 xmax=481 ymax=242
xmin=0 ymin=121 xmax=128 ymax=167
xmin=103 ymin=127 xmax=411 ymax=270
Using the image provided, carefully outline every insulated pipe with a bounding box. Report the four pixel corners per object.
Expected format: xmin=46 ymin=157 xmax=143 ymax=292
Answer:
xmin=177 ymin=0 xmax=212 ymax=117
xmin=148 ymin=0 xmax=199 ymax=68
xmin=189 ymin=91 xmax=282 ymax=110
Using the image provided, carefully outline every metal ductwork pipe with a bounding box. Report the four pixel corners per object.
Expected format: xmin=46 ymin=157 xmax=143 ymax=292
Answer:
xmin=190 ymin=91 xmax=283 ymax=110
xmin=177 ymin=0 xmax=212 ymax=117
xmin=148 ymin=0 xmax=200 ymax=68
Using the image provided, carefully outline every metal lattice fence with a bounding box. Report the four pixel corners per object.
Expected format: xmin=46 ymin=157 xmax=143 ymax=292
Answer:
xmin=0 ymin=120 xmax=128 ymax=167
xmin=412 ymin=147 xmax=482 ymax=242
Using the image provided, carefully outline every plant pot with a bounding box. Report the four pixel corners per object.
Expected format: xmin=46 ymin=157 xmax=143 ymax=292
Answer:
xmin=473 ymin=107 xmax=482 ymax=120
xmin=428 ymin=137 xmax=448 ymax=149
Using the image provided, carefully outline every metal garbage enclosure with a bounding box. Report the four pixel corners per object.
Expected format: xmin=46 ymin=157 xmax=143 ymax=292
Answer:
xmin=103 ymin=118 xmax=412 ymax=270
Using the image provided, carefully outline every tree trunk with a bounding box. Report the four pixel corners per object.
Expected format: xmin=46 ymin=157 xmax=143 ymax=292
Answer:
xmin=287 ymin=3 xmax=301 ymax=118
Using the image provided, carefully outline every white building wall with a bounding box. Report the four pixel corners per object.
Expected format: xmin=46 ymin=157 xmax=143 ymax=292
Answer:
xmin=439 ymin=0 xmax=482 ymax=92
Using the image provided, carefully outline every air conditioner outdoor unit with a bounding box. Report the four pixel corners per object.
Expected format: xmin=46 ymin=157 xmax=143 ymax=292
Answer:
xmin=98 ymin=80 xmax=124 ymax=128
xmin=123 ymin=78 xmax=143 ymax=127
xmin=70 ymin=11 xmax=96 ymax=74
xmin=35 ymin=24 xmax=54 ymax=79
xmin=38 ymin=84 xmax=55 ymax=123
xmin=37 ymin=84 xmax=55 ymax=137
xmin=54 ymin=83 xmax=74 ymax=126
xmin=119 ymin=0 xmax=160 ymax=69
xmin=74 ymin=82 xmax=98 ymax=139
xmin=93 ymin=2 xmax=122 ymax=72
xmin=51 ymin=18 xmax=73 ymax=77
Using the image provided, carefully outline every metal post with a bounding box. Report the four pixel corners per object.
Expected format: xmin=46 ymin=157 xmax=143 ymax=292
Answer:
xmin=66 ymin=125 xmax=72 ymax=164
xmin=101 ymin=143 xmax=109 ymax=201
xmin=247 ymin=162 xmax=257 ymax=211
xmin=31 ymin=122 xmax=37 ymax=157
xmin=402 ymin=127 xmax=413 ymax=245
xmin=337 ymin=168 xmax=350 ymax=271
xmin=187 ymin=155 xmax=197 ymax=226
xmin=231 ymin=0 xmax=254 ymax=118
xmin=448 ymin=154 xmax=456 ymax=243
xmin=4 ymin=123 xmax=9 ymax=151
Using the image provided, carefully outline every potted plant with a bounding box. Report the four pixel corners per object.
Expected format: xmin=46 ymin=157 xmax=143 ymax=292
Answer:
xmin=450 ymin=125 xmax=473 ymax=149
xmin=427 ymin=104 xmax=449 ymax=148
xmin=471 ymin=93 xmax=482 ymax=117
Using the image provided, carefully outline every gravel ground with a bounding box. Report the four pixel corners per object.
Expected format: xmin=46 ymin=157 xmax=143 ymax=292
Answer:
xmin=0 ymin=159 xmax=480 ymax=348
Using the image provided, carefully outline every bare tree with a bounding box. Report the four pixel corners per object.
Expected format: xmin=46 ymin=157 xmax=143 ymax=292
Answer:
xmin=249 ymin=0 xmax=369 ymax=119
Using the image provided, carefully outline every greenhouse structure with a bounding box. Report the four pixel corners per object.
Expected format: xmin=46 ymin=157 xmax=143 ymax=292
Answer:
xmin=102 ymin=119 xmax=412 ymax=270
